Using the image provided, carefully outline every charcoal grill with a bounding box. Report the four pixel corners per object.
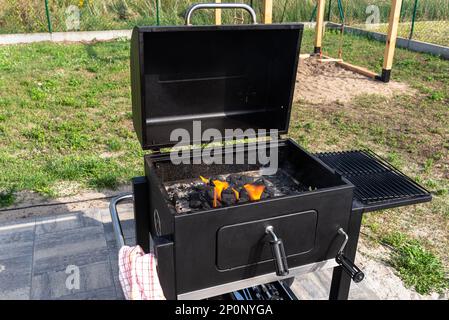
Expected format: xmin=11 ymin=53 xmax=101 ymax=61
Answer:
xmin=111 ymin=3 xmax=431 ymax=300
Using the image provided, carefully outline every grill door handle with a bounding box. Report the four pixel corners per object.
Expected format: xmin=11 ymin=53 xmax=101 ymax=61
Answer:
xmin=335 ymin=228 xmax=365 ymax=283
xmin=265 ymin=226 xmax=289 ymax=277
xmin=336 ymin=253 xmax=365 ymax=283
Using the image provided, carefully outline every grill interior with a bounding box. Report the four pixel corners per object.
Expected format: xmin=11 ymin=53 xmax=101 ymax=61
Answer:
xmin=315 ymin=150 xmax=430 ymax=205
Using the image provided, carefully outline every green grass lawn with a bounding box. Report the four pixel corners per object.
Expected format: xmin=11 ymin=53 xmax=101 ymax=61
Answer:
xmin=0 ymin=30 xmax=448 ymax=294
xmin=0 ymin=39 xmax=144 ymax=200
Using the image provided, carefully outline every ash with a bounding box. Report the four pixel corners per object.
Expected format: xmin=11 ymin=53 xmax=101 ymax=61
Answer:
xmin=165 ymin=169 xmax=311 ymax=214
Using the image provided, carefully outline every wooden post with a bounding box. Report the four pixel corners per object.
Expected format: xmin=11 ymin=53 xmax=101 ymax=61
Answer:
xmin=263 ymin=0 xmax=273 ymax=24
xmin=379 ymin=0 xmax=403 ymax=82
xmin=314 ymin=0 xmax=326 ymax=54
xmin=215 ymin=0 xmax=222 ymax=25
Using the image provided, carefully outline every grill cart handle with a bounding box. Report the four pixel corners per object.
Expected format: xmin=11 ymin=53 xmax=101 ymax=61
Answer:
xmin=109 ymin=193 xmax=133 ymax=248
xmin=265 ymin=225 xmax=289 ymax=277
xmin=335 ymin=228 xmax=365 ymax=283
xmin=185 ymin=3 xmax=258 ymax=25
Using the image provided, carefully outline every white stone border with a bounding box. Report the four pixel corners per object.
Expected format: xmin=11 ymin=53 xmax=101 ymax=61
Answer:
xmin=0 ymin=23 xmax=318 ymax=46
xmin=0 ymin=30 xmax=132 ymax=45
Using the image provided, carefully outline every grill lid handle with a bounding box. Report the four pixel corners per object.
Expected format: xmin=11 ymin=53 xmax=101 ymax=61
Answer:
xmin=336 ymin=228 xmax=365 ymax=283
xmin=265 ymin=225 xmax=289 ymax=277
xmin=185 ymin=3 xmax=258 ymax=25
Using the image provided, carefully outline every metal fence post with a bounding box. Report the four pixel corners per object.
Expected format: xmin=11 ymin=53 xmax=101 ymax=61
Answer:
xmin=156 ymin=0 xmax=160 ymax=25
xmin=409 ymin=0 xmax=418 ymax=40
xmin=337 ymin=0 xmax=345 ymax=23
xmin=327 ymin=0 xmax=332 ymax=21
xmin=44 ymin=0 xmax=53 ymax=33
xmin=310 ymin=3 xmax=317 ymax=22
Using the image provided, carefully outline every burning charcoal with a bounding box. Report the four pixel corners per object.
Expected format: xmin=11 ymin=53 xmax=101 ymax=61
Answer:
xmin=221 ymin=188 xmax=238 ymax=206
xmin=261 ymin=190 xmax=271 ymax=200
xmin=208 ymin=176 xmax=220 ymax=186
xmin=203 ymin=186 xmax=221 ymax=208
xmin=243 ymin=183 xmax=266 ymax=201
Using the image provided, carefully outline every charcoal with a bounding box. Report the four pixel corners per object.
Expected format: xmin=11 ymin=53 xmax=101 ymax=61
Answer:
xmin=189 ymin=193 xmax=203 ymax=209
xmin=253 ymin=178 xmax=267 ymax=186
xmin=205 ymin=187 xmax=215 ymax=202
xmin=226 ymin=174 xmax=254 ymax=187
xmin=221 ymin=188 xmax=238 ymax=206
xmin=202 ymin=186 xmax=221 ymax=208
xmin=165 ymin=169 xmax=307 ymax=214
xmin=208 ymin=176 xmax=220 ymax=186
xmin=261 ymin=190 xmax=270 ymax=200
xmin=238 ymin=188 xmax=250 ymax=203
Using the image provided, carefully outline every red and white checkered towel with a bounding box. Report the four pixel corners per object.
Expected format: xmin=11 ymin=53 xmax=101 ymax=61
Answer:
xmin=118 ymin=245 xmax=166 ymax=300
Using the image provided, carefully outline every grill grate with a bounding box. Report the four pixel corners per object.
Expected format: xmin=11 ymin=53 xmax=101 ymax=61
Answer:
xmin=315 ymin=150 xmax=430 ymax=205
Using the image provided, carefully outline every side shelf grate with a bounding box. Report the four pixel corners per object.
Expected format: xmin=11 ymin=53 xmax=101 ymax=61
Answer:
xmin=315 ymin=150 xmax=431 ymax=205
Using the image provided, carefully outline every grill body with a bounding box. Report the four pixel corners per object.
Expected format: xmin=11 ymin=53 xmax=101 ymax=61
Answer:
xmin=128 ymin=22 xmax=431 ymax=300
xmin=145 ymin=139 xmax=354 ymax=295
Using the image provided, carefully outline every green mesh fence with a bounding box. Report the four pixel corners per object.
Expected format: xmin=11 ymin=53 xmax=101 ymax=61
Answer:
xmin=0 ymin=0 xmax=316 ymax=34
xmin=328 ymin=0 xmax=449 ymax=46
xmin=0 ymin=0 xmax=447 ymax=47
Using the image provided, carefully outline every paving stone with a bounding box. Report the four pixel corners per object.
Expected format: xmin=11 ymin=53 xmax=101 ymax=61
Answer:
xmin=0 ymin=240 xmax=34 ymax=260
xmin=35 ymin=211 xmax=102 ymax=235
xmin=31 ymin=261 xmax=114 ymax=299
xmin=292 ymin=268 xmax=379 ymax=300
xmin=0 ymin=287 xmax=30 ymax=300
xmin=0 ymin=218 xmax=35 ymax=261
xmin=0 ymin=255 xmax=32 ymax=299
xmin=293 ymin=271 xmax=330 ymax=300
xmin=56 ymin=286 xmax=118 ymax=300
xmin=0 ymin=217 xmax=36 ymax=233
xmin=0 ymin=227 xmax=35 ymax=245
xmin=103 ymin=218 xmax=135 ymax=249
xmin=33 ymin=226 xmax=109 ymax=274
xmin=100 ymin=206 xmax=134 ymax=224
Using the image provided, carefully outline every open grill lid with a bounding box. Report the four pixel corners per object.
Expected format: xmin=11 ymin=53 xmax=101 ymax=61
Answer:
xmin=130 ymin=24 xmax=303 ymax=150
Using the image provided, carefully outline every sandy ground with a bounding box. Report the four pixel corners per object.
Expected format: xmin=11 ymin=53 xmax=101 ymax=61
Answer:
xmin=295 ymin=57 xmax=412 ymax=104
xmin=0 ymin=56 xmax=444 ymax=300
xmin=0 ymin=186 xmax=131 ymax=223
xmin=357 ymin=238 xmax=449 ymax=300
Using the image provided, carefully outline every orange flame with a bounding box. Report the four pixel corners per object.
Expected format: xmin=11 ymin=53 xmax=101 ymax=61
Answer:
xmin=232 ymin=188 xmax=239 ymax=201
xmin=213 ymin=188 xmax=218 ymax=208
xmin=212 ymin=180 xmax=229 ymax=201
xmin=199 ymin=176 xmax=231 ymax=208
xmin=243 ymin=184 xmax=265 ymax=201
xmin=199 ymin=176 xmax=210 ymax=184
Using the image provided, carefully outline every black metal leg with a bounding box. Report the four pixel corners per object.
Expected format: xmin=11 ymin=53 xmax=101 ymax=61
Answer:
xmin=329 ymin=210 xmax=363 ymax=300
xmin=132 ymin=176 xmax=151 ymax=253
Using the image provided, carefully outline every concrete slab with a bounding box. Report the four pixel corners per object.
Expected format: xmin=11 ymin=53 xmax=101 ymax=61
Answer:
xmin=31 ymin=261 xmax=114 ymax=299
xmin=35 ymin=210 xmax=102 ymax=235
xmin=33 ymin=226 xmax=109 ymax=274
xmin=0 ymin=255 xmax=32 ymax=300
xmin=55 ymin=286 xmax=118 ymax=300
xmin=0 ymin=240 xmax=34 ymax=260
xmin=0 ymin=226 xmax=35 ymax=245
xmin=0 ymin=203 xmax=381 ymax=300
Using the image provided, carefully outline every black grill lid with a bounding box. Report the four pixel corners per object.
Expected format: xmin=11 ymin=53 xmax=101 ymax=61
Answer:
xmin=130 ymin=24 xmax=303 ymax=150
